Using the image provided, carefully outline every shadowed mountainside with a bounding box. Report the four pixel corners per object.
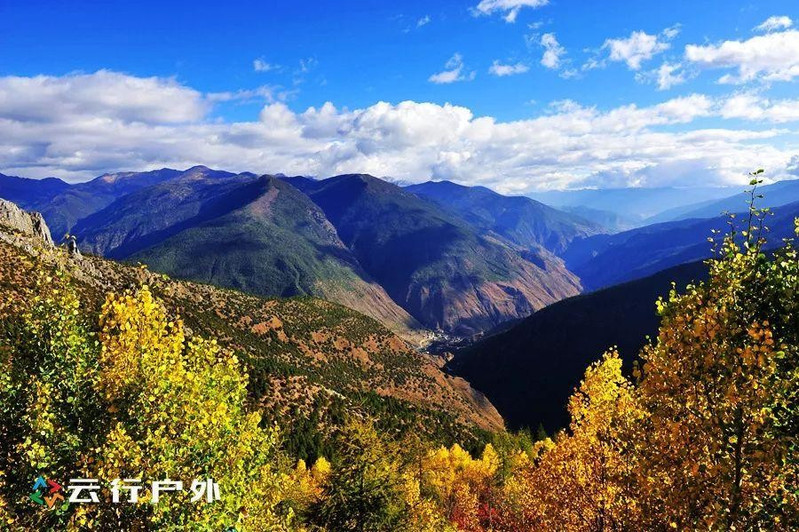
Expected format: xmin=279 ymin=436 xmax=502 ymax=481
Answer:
xmin=449 ymin=260 xmax=709 ymax=432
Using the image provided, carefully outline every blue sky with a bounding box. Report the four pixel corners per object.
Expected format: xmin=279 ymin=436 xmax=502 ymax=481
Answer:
xmin=1 ymin=1 xmax=799 ymax=191
xmin=4 ymin=0 xmax=795 ymax=119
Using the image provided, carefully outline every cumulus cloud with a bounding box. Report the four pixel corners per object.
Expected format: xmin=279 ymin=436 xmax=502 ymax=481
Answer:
xmin=489 ymin=61 xmax=529 ymax=76
xmin=685 ymin=30 xmax=799 ymax=83
xmin=540 ymin=33 xmax=566 ymax=69
xmin=591 ymin=26 xmax=680 ymax=71
xmin=473 ymin=0 xmax=549 ymax=23
xmin=0 ymin=70 xmax=208 ymax=124
xmin=428 ymin=54 xmax=475 ymax=84
xmin=2 ymin=71 xmax=799 ymax=191
xmin=417 ymin=15 xmax=431 ymax=28
xmin=787 ymin=155 xmax=799 ymax=176
xmin=755 ymin=16 xmax=793 ymax=33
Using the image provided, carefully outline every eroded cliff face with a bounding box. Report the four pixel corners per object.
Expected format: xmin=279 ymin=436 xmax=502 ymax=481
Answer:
xmin=402 ymin=249 xmax=582 ymax=336
xmin=0 ymin=199 xmax=53 ymax=245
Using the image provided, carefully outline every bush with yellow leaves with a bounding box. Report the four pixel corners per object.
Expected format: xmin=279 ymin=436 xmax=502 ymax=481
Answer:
xmin=0 ymin=274 xmax=294 ymax=530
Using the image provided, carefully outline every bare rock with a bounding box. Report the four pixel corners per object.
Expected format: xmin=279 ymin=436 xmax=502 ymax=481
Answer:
xmin=0 ymin=199 xmax=54 ymax=246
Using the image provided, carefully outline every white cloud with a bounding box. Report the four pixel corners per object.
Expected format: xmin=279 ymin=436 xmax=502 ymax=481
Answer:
xmin=597 ymin=27 xmax=678 ymax=70
xmin=253 ymin=58 xmax=278 ymax=72
xmin=754 ymin=16 xmax=793 ymax=33
xmin=685 ymin=30 xmax=799 ymax=83
xmin=428 ymin=54 xmax=475 ymax=84
xmin=540 ymin=33 xmax=566 ymax=69
xmin=0 ymin=70 xmax=208 ymax=124
xmin=417 ymin=15 xmax=431 ymax=28
xmin=657 ymin=63 xmax=687 ymax=90
xmin=662 ymin=25 xmax=681 ymax=40
xmin=207 ymin=85 xmax=290 ymax=104
xmin=473 ymin=0 xmax=549 ymax=23
xmin=489 ymin=61 xmax=529 ymax=76
xmin=636 ymin=62 xmax=689 ymax=90
xmin=787 ymin=155 xmax=799 ymax=176
xmin=719 ymin=92 xmax=799 ymax=123
xmin=2 ymin=71 xmax=799 ymax=191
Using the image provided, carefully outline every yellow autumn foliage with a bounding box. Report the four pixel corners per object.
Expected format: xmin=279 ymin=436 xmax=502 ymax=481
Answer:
xmin=500 ymin=351 xmax=644 ymax=531
xmin=89 ymin=286 xmax=293 ymax=531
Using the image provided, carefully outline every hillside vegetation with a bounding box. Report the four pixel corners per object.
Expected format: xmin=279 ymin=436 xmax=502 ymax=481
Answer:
xmin=0 ymin=218 xmax=502 ymax=463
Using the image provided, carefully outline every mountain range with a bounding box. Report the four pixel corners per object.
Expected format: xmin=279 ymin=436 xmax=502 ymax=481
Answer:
xmin=405 ymin=180 xmax=603 ymax=254
xmin=528 ymin=185 xmax=738 ymax=227
xmin=295 ymin=175 xmax=586 ymax=334
xmin=650 ymin=179 xmax=799 ymax=223
xmin=0 ymin=168 xmax=597 ymax=337
xmin=73 ymin=169 xmax=421 ymax=336
xmin=564 ymin=198 xmax=799 ymax=292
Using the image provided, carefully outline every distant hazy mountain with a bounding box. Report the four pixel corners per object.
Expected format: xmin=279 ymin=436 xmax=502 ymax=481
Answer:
xmin=0 ymin=168 xmax=185 ymax=238
xmin=405 ymin=180 xmax=605 ymax=253
xmin=449 ymin=260 xmax=709 ymax=431
xmin=529 ymin=186 xmax=736 ymax=225
xmin=650 ymin=179 xmax=799 ymax=223
xmin=559 ymin=205 xmax=639 ymax=233
xmin=298 ymin=174 xmax=582 ymax=335
xmin=0 ymin=172 xmax=71 ymax=206
xmin=564 ymin=199 xmax=799 ymax=292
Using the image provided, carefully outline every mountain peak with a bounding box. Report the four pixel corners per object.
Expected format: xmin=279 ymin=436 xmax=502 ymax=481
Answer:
xmin=183 ymin=165 xmax=213 ymax=177
xmin=333 ymin=173 xmax=382 ymax=183
xmin=409 ymin=180 xmax=497 ymax=196
xmin=96 ymin=171 xmax=136 ymax=183
xmin=320 ymin=174 xmax=405 ymax=197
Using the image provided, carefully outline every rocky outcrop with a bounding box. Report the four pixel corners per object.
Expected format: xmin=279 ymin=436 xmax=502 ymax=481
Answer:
xmin=0 ymin=199 xmax=53 ymax=245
